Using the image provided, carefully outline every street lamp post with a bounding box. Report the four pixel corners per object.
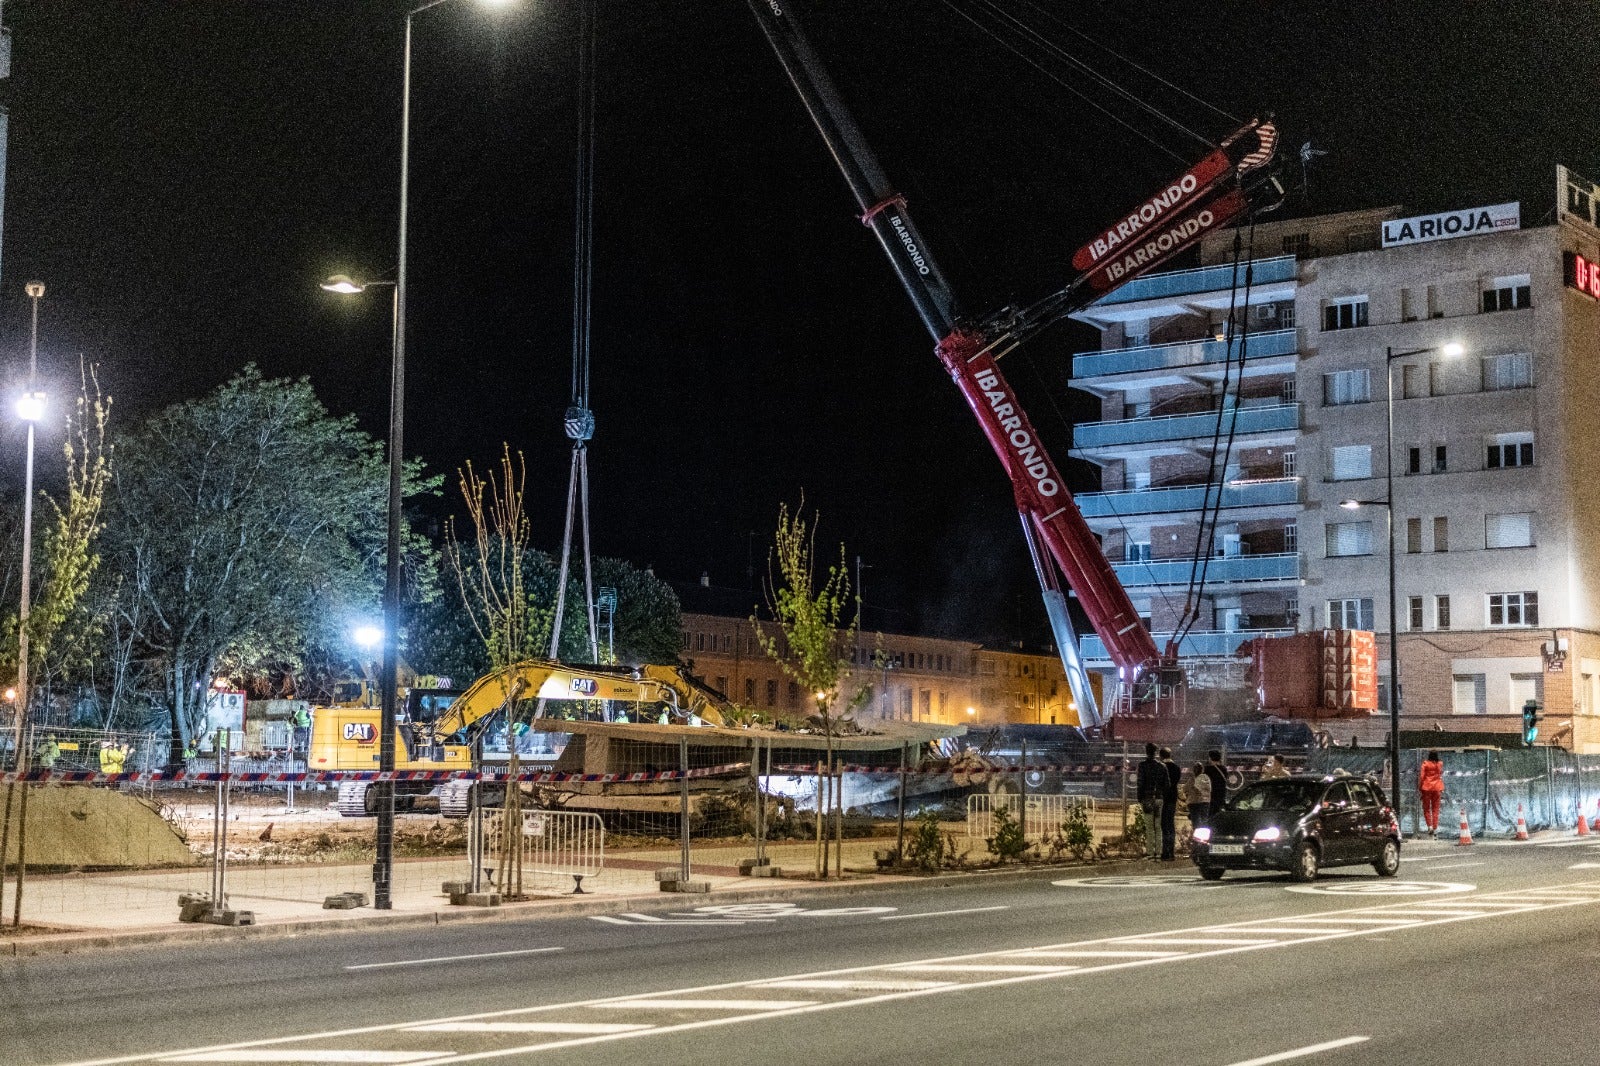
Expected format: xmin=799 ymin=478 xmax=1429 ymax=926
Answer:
xmin=324 ymin=0 xmax=512 ymax=910
xmin=1344 ymin=341 xmax=1463 ymax=817
xmin=12 ymin=282 xmax=45 ymax=763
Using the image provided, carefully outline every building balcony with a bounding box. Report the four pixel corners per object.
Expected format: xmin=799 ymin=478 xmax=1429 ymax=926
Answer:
xmin=1071 ymin=256 xmax=1298 ymax=327
xmin=1073 ymin=402 xmax=1300 ymax=456
xmin=1110 ymin=552 xmax=1301 ymax=588
xmin=1071 ymin=328 xmax=1297 ymax=393
xmin=1079 ymin=477 xmax=1301 ymax=519
xmin=1079 ymin=627 xmax=1295 ymax=664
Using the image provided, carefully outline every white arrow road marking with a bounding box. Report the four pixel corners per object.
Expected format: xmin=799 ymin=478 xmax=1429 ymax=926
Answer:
xmin=1226 ymin=1036 xmax=1369 ymax=1066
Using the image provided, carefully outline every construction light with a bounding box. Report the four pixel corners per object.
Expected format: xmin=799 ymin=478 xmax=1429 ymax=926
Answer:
xmin=15 ymin=391 xmax=45 ymax=422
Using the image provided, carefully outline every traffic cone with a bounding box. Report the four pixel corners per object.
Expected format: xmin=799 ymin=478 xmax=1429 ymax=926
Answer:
xmin=1457 ymin=807 xmax=1474 ymax=846
xmin=1514 ymin=804 xmax=1530 ymax=841
xmin=1578 ymin=806 xmax=1590 ymax=837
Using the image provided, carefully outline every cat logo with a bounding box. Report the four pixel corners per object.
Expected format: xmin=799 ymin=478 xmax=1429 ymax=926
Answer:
xmin=570 ymin=678 xmax=598 ymax=696
xmin=342 ymin=723 xmax=377 ymax=743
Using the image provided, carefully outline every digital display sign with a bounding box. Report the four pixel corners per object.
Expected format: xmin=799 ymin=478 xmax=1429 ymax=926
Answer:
xmin=1566 ymin=250 xmax=1600 ymax=300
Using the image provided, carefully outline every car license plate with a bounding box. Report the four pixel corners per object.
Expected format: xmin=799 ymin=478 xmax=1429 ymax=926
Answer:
xmin=1209 ymin=844 xmax=1245 ymax=855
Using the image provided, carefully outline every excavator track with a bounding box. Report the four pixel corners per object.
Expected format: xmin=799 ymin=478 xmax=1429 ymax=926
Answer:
xmin=336 ymin=781 xmax=373 ymax=818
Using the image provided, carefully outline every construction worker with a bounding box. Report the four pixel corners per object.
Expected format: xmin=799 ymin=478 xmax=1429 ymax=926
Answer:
xmin=98 ymin=740 xmax=117 ymax=778
xmin=291 ymin=704 xmax=312 ymax=754
xmin=35 ymin=734 xmax=60 ymax=770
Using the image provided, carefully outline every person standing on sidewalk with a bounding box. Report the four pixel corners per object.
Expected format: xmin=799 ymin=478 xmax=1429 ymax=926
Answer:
xmin=1418 ymin=750 xmax=1445 ymax=837
xmin=1184 ymin=762 xmax=1213 ymax=831
xmin=1204 ymin=750 xmax=1230 ymax=812
xmin=1136 ymin=743 xmax=1165 ymax=859
xmin=1159 ymin=747 xmax=1181 ymax=860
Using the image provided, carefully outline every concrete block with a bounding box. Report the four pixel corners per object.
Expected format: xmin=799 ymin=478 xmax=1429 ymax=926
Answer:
xmin=322 ymin=892 xmax=369 ymax=910
xmin=737 ymin=857 xmax=772 ymax=874
xmin=658 ymin=879 xmax=712 ymax=894
xmin=746 ymin=864 xmax=781 ymax=878
xmin=461 ymin=892 xmax=502 ymax=907
xmin=440 ymin=880 xmax=472 ymax=896
xmin=654 ymin=867 xmax=686 ymax=882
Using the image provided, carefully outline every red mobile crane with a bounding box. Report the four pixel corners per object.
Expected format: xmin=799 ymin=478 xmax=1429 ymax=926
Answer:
xmin=746 ymin=1 xmax=1284 ymax=731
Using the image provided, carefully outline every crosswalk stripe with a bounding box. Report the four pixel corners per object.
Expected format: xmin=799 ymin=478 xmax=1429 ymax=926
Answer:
xmin=405 ymin=1023 xmax=652 ymax=1035
xmin=590 ymin=999 xmax=814 ymax=1011
xmin=759 ymin=978 xmax=953 ymax=991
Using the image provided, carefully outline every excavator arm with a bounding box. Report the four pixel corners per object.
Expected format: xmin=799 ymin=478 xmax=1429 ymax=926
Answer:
xmin=424 ymin=660 xmax=728 ymax=745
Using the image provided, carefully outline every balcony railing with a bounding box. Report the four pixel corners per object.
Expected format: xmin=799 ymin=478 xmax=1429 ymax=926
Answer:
xmin=1079 ymin=477 xmax=1301 ymax=518
xmin=1110 ymin=552 xmax=1300 ymax=588
xmin=1074 ymin=402 xmax=1300 ymax=450
xmin=1071 ymin=327 xmax=1297 ymax=380
xmin=1079 ymin=627 xmax=1295 ymax=662
xmin=1089 ymin=255 xmax=1298 ymax=307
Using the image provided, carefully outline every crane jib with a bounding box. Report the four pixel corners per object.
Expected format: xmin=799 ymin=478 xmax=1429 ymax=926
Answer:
xmin=1071 ymin=149 xmax=1231 ymax=272
xmin=1085 ymin=186 xmax=1247 ymax=293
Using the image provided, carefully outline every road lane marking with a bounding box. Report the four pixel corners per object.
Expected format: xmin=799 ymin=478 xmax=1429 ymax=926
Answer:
xmin=1225 ymin=1035 xmax=1369 ymax=1065
xmin=879 ymin=905 xmax=1009 ymax=920
xmin=345 ymin=948 xmax=563 ymax=971
xmin=57 ymin=880 xmax=1600 ymax=1066
xmin=889 ymin=963 xmax=1073 ymax=974
xmin=759 ymin=978 xmax=952 ymax=991
xmin=163 ymin=1054 xmax=445 ymax=1063
xmin=406 ymin=1024 xmax=651 ymax=1035
xmin=1423 ymin=862 xmax=1485 ymax=870
xmin=1117 ymin=936 xmax=1281 ymax=945
xmin=590 ymin=999 xmax=815 ymax=1011
xmin=1004 ymin=948 xmax=1183 ymax=958
xmin=1285 ymin=880 xmax=1473 ymax=896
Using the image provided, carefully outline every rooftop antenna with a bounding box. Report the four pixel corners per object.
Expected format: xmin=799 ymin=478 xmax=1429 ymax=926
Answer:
xmin=548 ymin=0 xmax=601 ymax=666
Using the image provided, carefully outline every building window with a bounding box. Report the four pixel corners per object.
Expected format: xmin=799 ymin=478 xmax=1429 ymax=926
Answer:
xmin=1283 ymin=523 xmax=1298 ymax=554
xmin=1409 ymin=596 xmax=1424 ymax=631
xmin=1435 ymin=595 xmax=1451 ymax=631
xmin=1283 ymin=232 xmax=1310 ymax=257
xmin=1487 ymin=591 xmax=1538 ymax=627
xmin=1282 ymin=450 xmax=1297 ymax=477
xmin=979 ymin=658 xmax=996 ymax=676
xmin=1486 ymin=432 xmax=1535 ymax=469
xmin=1433 ymin=516 xmax=1449 ymax=552
xmin=1434 ymin=445 xmax=1447 ymax=473
xmin=765 ymin=680 xmax=778 ymax=706
xmin=1327 ymin=597 xmax=1375 ymax=630
xmin=1407 ymin=447 xmax=1421 ymax=475
xmin=1325 ymin=521 xmax=1373 ymax=557
xmin=1481 ymin=274 xmax=1532 ymax=313
xmin=1279 ymin=304 xmax=1296 ymax=329
xmin=1406 ymin=516 xmax=1422 ymax=554
xmin=1322 ymin=296 xmax=1369 ymax=331
xmin=1330 ymin=444 xmax=1372 ymax=481
xmin=1510 ymin=673 xmax=1544 ymax=715
xmin=1453 ymin=674 xmax=1486 ymax=715
xmin=745 ymin=678 xmax=756 ymax=702
xmin=1482 ymin=352 xmax=1533 ymax=391
xmin=1280 ymin=377 xmax=1298 ymax=404
xmin=695 ymin=633 xmax=705 ymax=652
xmin=1323 ymin=369 xmax=1371 ymax=405
xmin=715 ymin=676 xmax=727 ymax=694
xmin=1486 ymin=512 xmax=1534 ymax=549
xmin=787 ymin=681 xmax=799 ymax=706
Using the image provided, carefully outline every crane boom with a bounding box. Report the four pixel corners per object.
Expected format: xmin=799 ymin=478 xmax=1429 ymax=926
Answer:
xmin=746 ymin=0 xmax=1281 ymax=726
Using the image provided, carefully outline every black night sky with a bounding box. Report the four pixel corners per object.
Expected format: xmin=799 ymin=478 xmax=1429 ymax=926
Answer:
xmin=0 ymin=1 xmax=1596 ymax=646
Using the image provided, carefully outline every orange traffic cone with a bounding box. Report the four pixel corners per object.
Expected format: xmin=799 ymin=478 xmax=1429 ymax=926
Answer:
xmin=1457 ymin=807 xmax=1474 ymax=846
xmin=1514 ymin=804 xmax=1530 ymax=841
xmin=1578 ymin=807 xmax=1590 ymax=837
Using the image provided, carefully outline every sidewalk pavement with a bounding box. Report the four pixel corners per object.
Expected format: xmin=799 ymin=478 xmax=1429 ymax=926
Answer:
xmin=0 ymin=836 xmax=997 ymax=956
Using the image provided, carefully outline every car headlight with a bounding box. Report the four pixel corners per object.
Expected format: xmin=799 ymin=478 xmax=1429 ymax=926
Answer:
xmin=1192 ymin=827 xmax=1211 ymax=843
xmin=1252 ymin=826 xmax=1282 ymax=843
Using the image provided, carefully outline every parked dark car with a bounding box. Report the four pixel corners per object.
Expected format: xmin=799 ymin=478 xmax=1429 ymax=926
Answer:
xmin=1190 ymin=774 xmax=1401 ymax=882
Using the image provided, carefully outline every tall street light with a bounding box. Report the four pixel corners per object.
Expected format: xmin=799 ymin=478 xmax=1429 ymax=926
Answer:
xmin=1341 ymin=340 xmax=1463 ymax=818
xmin=323 ymin=0 xmax=513 ymax=910
xmin=12 ymin=282 xmax=46 ymax=765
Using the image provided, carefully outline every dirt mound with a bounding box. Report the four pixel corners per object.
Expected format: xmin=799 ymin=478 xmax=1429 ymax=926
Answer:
xmin=0 ymin=785 xmax=197 ymax=869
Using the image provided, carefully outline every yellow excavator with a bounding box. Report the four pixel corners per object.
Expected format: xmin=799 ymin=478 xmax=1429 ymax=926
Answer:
xmin=307 ymin=659 xmax=730 ymax=817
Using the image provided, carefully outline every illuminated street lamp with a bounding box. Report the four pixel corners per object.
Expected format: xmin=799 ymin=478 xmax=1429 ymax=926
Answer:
xmin=324 ymin=0 xmax=513 ymax=910
xmin=1344 ymin=341 xmax=1464 ymax=812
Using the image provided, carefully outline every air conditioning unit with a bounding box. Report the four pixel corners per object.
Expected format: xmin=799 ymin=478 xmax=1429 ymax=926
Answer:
xmin=1256 ymin=304 xmax=1277 ymax=320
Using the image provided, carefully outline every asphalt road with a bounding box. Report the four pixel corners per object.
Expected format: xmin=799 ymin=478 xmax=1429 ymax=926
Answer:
xmin=8 ymin=837 xmax=1600 ymax=1066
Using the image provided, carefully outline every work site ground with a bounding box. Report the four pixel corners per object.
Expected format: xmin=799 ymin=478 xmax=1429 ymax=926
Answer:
xmin=0 ymin=781 xmax=1139 ymax=953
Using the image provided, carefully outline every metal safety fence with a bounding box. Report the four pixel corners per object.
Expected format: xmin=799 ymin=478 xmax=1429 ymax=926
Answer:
xmin=1309 ymin=746 xmax=1600 ymax=838
xmin=965 ymin=793 xmax=1097 ymax=844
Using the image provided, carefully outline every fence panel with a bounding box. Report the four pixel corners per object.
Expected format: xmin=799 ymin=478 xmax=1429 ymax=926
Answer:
xmin=484 ymin=809 xmax=604 ymax=896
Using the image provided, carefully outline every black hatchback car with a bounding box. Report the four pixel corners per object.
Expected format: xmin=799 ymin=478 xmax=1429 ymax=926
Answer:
xmin=1190 ymin=774 xmax=1401 ymax=882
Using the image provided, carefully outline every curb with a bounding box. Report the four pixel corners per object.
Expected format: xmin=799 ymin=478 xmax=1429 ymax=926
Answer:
xmin=0 ymin=855 xmax=1160 ymax=958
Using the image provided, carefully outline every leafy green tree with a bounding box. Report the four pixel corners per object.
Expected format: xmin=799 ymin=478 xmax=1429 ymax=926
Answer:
xmin=101 ymin=367 xmax=435 ymax=759
xmin=753 ymin=500 xmax=869 ymax=877
xmin=591 ymin=556 xmax=680 ymax=665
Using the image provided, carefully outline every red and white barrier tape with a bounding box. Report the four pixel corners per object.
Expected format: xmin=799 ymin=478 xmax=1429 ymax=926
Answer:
xmin=0 ymin=762 xmax=750 ymax=785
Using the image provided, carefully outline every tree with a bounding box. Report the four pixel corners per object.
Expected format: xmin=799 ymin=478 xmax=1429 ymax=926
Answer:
xmin=753 ymin=500 xmax=869 ymax=877
xmin=591 ymin=556 xmax=681 ymax=666
xmin=101 ymin=367 xmax=435 ymax=758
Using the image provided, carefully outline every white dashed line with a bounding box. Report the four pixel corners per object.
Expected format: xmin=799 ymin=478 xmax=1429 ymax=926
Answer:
xmin=1226 ymin=1035 xmax=1370 ymax=1066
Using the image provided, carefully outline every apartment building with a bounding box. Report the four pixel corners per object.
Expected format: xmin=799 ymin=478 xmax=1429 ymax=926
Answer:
xmin=1068 ymin=168 xmax=1600 ymax=750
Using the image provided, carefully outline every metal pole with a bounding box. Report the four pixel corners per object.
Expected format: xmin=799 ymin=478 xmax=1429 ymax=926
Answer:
xmin=814 ymin=759 xmax=824 ymax=879
xmin=372 ymin=6 xmax=418 ymax=908
xmin=678 ymin=737 xmax=690 ymax=882
xmin=10 ymin=281 xmax=45 ymax=927
xmin=833 ymin=754 xmax=843 ymax=878
xmin=1385 ymin=347 xmax=1401 ymax=811
xmin=1482 ymin=748 xmax=1492 ymax=837
xmin=1120 ymin=740 xmax=1129 ymax=839
xmin=1019 ymin=737 xmax=1029 ymax=840
xmin=896 ymin=742 xmax=908 ymax=861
